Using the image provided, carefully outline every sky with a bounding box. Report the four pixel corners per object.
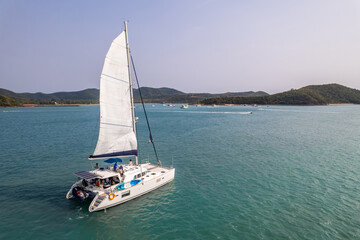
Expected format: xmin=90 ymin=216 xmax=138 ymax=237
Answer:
xmin=1 ymin=0 xmax=360 ymax=94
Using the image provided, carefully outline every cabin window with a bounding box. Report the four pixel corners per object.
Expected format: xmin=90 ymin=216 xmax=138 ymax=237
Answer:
xmin=156 ymin=178 xmax=161 ymax=183
xmin=142 ymin=172 xmax=146 ymax=176
xmin=122 ymin=190 xmax=130 ymax=197
xmin=82 ymin=179 xmax=88 ymax=187
xmin=110 ymin=176 xmax=120 ymax=185
xmin=137 ymin=173 xmax=141 ymax=178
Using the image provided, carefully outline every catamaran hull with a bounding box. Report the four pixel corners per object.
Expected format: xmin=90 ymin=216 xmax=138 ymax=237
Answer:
xmin=89 ymin=168 xmax=175 ymax=212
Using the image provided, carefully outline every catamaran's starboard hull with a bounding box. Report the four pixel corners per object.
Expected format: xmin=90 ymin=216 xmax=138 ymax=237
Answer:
xmin=89 ymin=168 xmax=175 ymax=212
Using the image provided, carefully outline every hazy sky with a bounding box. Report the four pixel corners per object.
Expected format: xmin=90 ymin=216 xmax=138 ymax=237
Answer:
xmin=1 ymin=0 xmax=360 ymax=94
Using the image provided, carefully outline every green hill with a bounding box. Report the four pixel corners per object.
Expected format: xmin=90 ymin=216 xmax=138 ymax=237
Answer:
xmin=3 ymin=84 xmax=358 ymax=105
xmin=157 ymin=91 xmax=268 ymax=104
xmin=133 ymin=88 xmax=267 ymax=103
xmin=201 ymin=84 xmax=360 ymax=105
xmin=133 ymin=87 xmax=184 ymax=102
xmin=0 ymin=88 xmax=99 ymax=104
xmin=0 ymin=87 xmax=268 ymax=104
xmin=0 ymin=95 xmax=20 ymax=107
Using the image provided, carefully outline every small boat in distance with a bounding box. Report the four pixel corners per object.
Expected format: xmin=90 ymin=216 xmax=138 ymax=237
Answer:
xmin=66 ymin=22 xmax=175 ymax=212
xmin=180 ymin=104 xmax=188 ymax=109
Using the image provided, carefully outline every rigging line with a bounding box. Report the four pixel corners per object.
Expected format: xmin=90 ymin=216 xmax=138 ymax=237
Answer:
xmin=130 ymin=53 xmax=162 ymax=166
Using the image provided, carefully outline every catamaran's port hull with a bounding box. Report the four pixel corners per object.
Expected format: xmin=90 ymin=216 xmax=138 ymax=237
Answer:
xmin=89 ymin=168 xmax=175 ymax=212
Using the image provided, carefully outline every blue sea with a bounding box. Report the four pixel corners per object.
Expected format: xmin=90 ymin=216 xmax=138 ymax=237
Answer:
xmin=1 ymin=104 xmax=360 ymax=239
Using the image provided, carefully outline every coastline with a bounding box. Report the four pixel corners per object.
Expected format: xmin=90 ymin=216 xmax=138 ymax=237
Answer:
xmin=206 ymin=103 xmax=359 ymax=107
xmin=2 ymin=103 xmax=358 ymax=108
xmin=0 ymin=104 xmax=98 ymax=108
xmin=327 ymin=103 xmax=357 ymax=106
xmin=0 ymin=103 xmax=171 ymax=108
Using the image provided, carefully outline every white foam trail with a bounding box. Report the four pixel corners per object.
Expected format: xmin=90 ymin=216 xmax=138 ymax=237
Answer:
xmin=161 ymin=111 xmax=253 ymax=115
xmin=260 ymin=109 xmax=338 ymax=114
xmin=2 ymin=110 xmax=23 ymax=113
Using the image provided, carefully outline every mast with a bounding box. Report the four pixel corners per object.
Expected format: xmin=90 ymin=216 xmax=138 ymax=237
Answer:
xmin=124 ymin=21 xmax=138 ymax=165
xmin=130 ymin=55 xmax=162 ymax=167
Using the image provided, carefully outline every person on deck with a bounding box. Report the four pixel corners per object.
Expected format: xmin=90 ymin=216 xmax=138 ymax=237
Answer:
xmin=119 ymin=165 xmax=124 ymax=176
xmin=113 ymin=162 xmax=118 ymax=171
xmin=95 ymin=163 xmax=99 ymax=169
xmin=129 ymin=160 xmax=135 ymax=166
xmin=100 ymin=179 xmax=105 ymax=188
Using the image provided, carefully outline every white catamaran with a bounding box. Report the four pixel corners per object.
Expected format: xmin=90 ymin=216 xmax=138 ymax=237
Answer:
xmin=66 ymin=22 xmax=175 ymax=212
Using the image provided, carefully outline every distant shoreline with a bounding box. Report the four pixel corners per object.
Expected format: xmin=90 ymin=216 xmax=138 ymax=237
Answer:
xmin=0 ymin=104 xmax=87 ymax=108
xmin=2 ymin=103 xmax=359 ymax=109
xmin=0 ymin=103 xmax=166 ymax=108
xmin=0 ymin=103 xmax=168 ymax=108
xmin=327 ymin=103 xmax=357 ymax=106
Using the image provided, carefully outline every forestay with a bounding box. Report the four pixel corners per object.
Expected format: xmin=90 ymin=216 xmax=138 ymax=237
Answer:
xmin=89 ymin=31 xmax=137 ymax=159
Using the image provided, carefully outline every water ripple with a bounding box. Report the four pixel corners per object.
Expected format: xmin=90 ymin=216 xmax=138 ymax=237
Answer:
xmin=1 ymin=105 xmax=360 ymax=239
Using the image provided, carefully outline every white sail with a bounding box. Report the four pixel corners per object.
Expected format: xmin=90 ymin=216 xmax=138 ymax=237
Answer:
xmin=90 ymin=31 xmax=137 ymax=159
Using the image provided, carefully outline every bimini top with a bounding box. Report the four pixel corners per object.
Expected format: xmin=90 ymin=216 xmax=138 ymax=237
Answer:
xmin=74 ymin=171 xmax=99 ymax=180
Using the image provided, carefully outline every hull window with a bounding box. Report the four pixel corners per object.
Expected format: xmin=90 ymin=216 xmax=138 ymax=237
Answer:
xmin=122 ymin=190 xmax=130 ymax=197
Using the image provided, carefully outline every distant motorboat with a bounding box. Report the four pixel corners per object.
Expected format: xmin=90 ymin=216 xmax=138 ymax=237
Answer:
xmin=180 ymin=104 xmax=188 ymax=109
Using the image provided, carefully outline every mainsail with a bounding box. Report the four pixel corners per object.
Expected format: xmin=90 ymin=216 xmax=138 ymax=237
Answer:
xmin=89 ymin=31 xmax=137 ymax=159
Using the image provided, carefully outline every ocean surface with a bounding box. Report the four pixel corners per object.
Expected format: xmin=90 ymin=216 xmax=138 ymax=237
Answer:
xmin=1 ymin=104 xmax=360 ymax=239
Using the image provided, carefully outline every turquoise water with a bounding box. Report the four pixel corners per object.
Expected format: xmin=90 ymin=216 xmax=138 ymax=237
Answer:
xmin=1 ymin=105 xmax=360 ymax=239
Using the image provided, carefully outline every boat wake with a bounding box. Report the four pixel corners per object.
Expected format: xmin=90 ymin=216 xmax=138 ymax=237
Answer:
xmin=259 ymin=109 xmax=338 ymax=114
xmin=165 ymin=111 xmax=253 ymax=115
xmin=2 ymin=110 xmax=23 ymax=113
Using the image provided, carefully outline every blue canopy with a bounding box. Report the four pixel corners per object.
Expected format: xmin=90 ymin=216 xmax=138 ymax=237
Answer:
xmin=104 ymin=158 xmax=123 ymax=163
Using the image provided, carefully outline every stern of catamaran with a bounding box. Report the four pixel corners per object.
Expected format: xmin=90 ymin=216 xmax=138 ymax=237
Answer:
xmin=67 ymin=161 xmax=175 ymax=212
